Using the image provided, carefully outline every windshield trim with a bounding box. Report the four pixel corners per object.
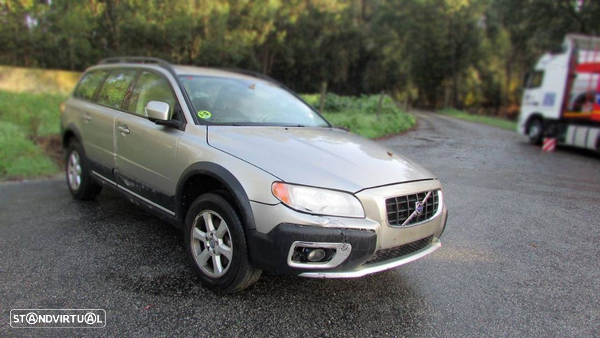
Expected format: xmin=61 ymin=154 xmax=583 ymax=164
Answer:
xmin=178 ymin=74 xmax=332 ymax=128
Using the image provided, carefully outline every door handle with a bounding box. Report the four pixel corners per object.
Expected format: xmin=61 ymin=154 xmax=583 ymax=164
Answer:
xmin=83 ymin=113 xmax=92 ymax=122
xmin=118 ymin=125 xmax=130 ymax=134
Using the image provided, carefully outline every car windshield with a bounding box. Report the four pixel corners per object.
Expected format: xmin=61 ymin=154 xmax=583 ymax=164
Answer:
xmin=179 ymin=75 xmax=329 ymax=127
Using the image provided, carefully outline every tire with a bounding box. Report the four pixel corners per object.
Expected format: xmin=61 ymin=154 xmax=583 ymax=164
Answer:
xmin=65 ymin=140 xmax=102 ymax=200
xmin=184 ymin=193 xmax=262 ymax=293
xmin=527 ymin=118 xmax=543 ymax=145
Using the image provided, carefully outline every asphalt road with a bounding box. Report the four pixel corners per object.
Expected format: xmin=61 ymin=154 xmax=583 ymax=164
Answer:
xmin=1 ymin=112 xmax=599 ymax=337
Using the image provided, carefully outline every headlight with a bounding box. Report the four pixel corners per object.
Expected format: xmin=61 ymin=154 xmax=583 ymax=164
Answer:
xmin=271 ymin=182 xmax=365 ymax=218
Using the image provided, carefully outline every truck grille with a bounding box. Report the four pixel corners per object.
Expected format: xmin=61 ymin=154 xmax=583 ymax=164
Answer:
xmin=386 ymin=190 xmax=439 ymax=226
xmin=365 ymin=235 xmax=433 ymax=265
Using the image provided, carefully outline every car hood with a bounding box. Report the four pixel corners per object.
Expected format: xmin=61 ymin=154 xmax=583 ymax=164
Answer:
xmin=207 ymin=126 xmax=436 ymax=192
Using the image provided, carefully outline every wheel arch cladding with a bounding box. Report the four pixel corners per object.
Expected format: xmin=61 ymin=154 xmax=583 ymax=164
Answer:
xmin=176 ymin=162 xmax=257 ymax=231
xmin=62 ymin=123 xmax=83 ymax=150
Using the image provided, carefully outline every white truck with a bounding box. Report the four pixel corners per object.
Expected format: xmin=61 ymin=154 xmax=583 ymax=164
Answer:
xmin=519 ymin=34 xmax=600 ymax=152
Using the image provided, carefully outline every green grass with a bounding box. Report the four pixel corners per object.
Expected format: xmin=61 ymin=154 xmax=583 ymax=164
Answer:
xmin=301 ymin=93 xmax=415 ymax=138
xmin=0 ymin=91 xmax=66 ymax=137
xmin=437 ymin=108 xmax=517 ymax=131
xmin=0 ymin=122 xmax=58 ymax=178
xmin=0 ymin=90 xmax=66 ymax=179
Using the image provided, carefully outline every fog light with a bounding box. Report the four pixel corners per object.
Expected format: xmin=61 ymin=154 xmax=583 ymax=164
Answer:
xmin=288 ymin=242 xmax=352 ymax=268
xmin=306 ymin=249 xmax=326 ymax=262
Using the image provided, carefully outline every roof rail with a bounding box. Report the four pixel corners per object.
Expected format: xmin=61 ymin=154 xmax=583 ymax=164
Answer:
xmin=98 ymin=57 xmax=177 ymax=77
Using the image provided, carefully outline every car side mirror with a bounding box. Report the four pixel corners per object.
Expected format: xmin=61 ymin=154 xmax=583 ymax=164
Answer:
xmin=146 ymin=101 xmax=171 ymax=121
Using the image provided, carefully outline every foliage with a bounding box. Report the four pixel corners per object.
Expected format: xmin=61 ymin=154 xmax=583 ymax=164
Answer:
xmin=303 ymin=92 xmax=398 ymax=114
xmin=1 ymin=0 xmax=599 ymax=114
xmin=437 ymin=108 xmax=517 ymax=131
xmin=302 ymin=93 xmax=416 ymax=138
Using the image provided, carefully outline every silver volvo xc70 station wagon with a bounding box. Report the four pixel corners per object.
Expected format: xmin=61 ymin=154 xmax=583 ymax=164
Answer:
xmin=61 ymin=57 xmax=448 ymax=293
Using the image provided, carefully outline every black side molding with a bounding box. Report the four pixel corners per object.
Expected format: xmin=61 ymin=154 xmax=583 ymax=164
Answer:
xmin=176 ymin=162 xmax=257 ymax=231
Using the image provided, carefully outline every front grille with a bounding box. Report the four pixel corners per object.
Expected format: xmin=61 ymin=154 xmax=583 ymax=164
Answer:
xmin=386 ymin=190 xmax=439 ymax=226
xmin=365 ymin=235 xmax=433 ymax=265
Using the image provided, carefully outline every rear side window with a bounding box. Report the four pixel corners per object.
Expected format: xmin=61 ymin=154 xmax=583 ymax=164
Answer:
xmin=75 ymin=70 xmax=108 ymax=100
xmin=127 ymin=71 xmax=177 ymax=117
xmin=97 ymin=69 xmax=138 ymax=109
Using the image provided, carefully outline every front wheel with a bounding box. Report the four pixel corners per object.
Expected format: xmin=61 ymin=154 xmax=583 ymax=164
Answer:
xmin=527 ymin=118 xmax=543 ymax=145
xmin=184 ymin=193 xmax=262 ymax=293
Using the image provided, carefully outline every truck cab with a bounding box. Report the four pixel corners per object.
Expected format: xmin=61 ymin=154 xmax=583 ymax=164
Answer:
xmin=519 ymin=34 xmax=600 ymax=152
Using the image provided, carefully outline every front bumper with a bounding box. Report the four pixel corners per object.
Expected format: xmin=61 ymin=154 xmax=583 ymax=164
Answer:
xmin=247 ymin=223 xmax=378 ymax=274
xmin=300 ymin=238 xmax=441 ymax=278
xmin=248 ymin=180 xmax=448 ymax=276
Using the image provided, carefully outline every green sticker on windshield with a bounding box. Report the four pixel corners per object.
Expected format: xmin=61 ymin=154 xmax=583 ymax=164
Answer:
xmin=197 ymin=110 xmax=212 ymax=119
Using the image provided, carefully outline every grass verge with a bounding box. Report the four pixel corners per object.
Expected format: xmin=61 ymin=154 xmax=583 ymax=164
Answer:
xmin=301 ymin=93 xmax=415 ymax=138
xmin=0 ymin=90 xmax=66 ymax=180
xmin=437 ymin=108 xmax=517 ymax=131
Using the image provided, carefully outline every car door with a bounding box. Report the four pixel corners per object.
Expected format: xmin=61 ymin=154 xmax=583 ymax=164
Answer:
xmin=79 ymin=68 xmax=138 ymax=180
xmin=114 ymin=70 xmax=184 ymax=215
xmin=72 ymin=69 xmax=116 ymax=178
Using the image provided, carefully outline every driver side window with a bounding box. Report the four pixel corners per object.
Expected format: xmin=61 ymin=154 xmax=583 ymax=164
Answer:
xmin=128 ymin=71 xmax=177 ymax=118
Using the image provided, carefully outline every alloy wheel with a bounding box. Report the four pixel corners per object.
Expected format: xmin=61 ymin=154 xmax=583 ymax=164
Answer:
xmin=67 ymin=151 xmax=82 ymax=191
xmin=191 ymin=210 xmax=233 ymax=278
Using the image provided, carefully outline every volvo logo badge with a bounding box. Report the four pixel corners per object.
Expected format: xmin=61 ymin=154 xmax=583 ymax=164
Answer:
xmin=415 ymin=202 xmax=424 ymax=214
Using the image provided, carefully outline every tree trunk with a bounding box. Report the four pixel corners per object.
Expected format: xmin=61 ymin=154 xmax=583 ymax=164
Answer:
xmin=319 ymin=81 xmax=328 ymax=113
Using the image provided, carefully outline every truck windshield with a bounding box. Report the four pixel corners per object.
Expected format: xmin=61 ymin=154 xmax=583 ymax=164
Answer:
xmin=179 ymin=75 xmax=329 ymax=127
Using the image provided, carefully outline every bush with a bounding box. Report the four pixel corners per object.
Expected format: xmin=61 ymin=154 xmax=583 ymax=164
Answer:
xmin=301 ymin=93 xmax=416 ymax=138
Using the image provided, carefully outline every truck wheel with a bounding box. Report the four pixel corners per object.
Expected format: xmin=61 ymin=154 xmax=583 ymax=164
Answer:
xmin=527 ymin=118 xmax=543 ymax=145
xmin=184 ymin=193 xmax=262 ymax=293
xmin=65 ymin=141 xmax=102 ymax=200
